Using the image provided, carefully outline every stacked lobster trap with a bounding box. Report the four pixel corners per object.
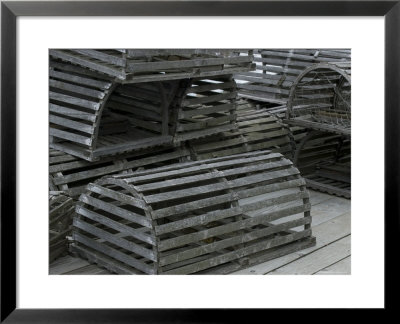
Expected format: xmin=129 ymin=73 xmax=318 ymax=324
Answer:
xmin=48 ymin=48 xmax=348 ymax=274
xmin=284 ymin=62 xmax=351 ymax=198
xmin=234 ymin=49 xmax=351 ymax=198
xmin=49 ymin=50 xmax=253 ymax=161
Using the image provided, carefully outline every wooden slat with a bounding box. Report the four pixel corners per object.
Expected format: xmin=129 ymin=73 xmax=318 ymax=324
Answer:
xmin=76 ymin=205 xmax=155 ymax=246
xmin=160 ymin=216 xmax=311 ymax=267
xmin=50 ymin=115 xmax=95 ymax=134
xmin=50 ymin=91 xmax=101 ymax=110
xmin=50 ymin=128 xmax=92 ymax=146
xmin=50 ymin=50 xmax=125 ymax=79
xmin=74 ymin=218 xmax=156 ymax=261
xmin=73 ymin=232 xmax=154 ymax=274
xmin=49 ymin=69 xmax=112 ymax=90
xmin=49 ymin=79 xmax=106 ymax=99
xmin=127 ymin=56 xmax=251 ymax=73
xmin=158 ymin=203 xmax=310 ymax=251
xmin=73 ymin=49 xmax=126 ymax=67
xmin=49 ymin=104 xmax=97 ymax=122
xmin=79 ymin=194 xmax=152 ymax=228
xmin=268 ymin=236 xmax=351 ymax=275
xmin=164 ymin=230 xmax=311 ymax=274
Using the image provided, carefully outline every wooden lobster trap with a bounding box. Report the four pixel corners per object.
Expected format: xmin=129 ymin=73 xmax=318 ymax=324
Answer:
xmin=235 ymin=49 xmax=351 ymax=105
xmin=49 ymin=50 xmax=253 ymax=162
xmin=71 ymin=150 xmax=315 ymax=274
xmin=285 ymin=62 xmax=351 ymax=135
xmin=283 ymin=62 xmax=351 ymax=198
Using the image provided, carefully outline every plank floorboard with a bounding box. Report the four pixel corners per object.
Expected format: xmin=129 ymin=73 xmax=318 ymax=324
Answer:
xmin=267 ymin=235 xmax=351 ymax=275
xmin=49 ymin=255 xmax=91 ymax=275
xmin=315 ymin=256 xmax=351 ymax=275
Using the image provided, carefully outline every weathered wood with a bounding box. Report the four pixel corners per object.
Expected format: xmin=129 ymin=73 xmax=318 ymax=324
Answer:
xmin=50 ymin=55 xmax=244 ymax=161
xmin=316 ymin=256 xmax=351 ymax=275
xmin=71 ymin=150 xmax=315 ymax=274
xmin=268 ymin=235 xmax=351 ymax=275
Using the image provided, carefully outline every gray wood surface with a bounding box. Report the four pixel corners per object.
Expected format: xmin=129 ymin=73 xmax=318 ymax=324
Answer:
xmin=315 ymin=256 xmax=351 ymax=275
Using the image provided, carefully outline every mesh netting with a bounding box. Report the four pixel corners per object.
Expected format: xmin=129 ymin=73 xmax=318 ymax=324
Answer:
xmin=287 ymin=64 xmax=351 ymax=134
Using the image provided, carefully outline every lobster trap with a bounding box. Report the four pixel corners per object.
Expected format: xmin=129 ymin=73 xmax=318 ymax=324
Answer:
xmin=285 ymin=62 xmax=351 ymax=136
xmin=71 ymin=150 xmax=315 ymax=274
xmin=235 ymin=49 xmax=351 ymax=105
xmin=283 ymin=62 xmax=351 ymax=198
xmin=49 ymin=50 xmax=253 ymax=162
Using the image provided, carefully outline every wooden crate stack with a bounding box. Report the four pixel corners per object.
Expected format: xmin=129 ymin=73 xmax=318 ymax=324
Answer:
xmin=49 ymin=49 xmax=319 ymax=271
xmin=234 ymin=51 xmax=351 ymax=198
xmin=49 ymin=49 xmax=256 ymax=262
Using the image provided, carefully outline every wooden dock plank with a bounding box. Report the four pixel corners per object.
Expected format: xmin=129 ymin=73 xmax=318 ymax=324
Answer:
xmin=64 ymin=264 xmax=112 ymax=275
xmin=311 ymin=196 xmax=350 ymax=221
xmin=315 ymin=256 xmax=351 ymax=275
xmin=267 ymin=235 xmax=351 ymax=275
xmin=308 ymin=190 xmax=336 ymax=206
xmin=49 ymin=255 xmax=91 ymax=275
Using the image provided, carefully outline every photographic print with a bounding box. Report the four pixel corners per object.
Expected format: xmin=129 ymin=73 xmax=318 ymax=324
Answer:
xmin=48 ymin=49 xmax=351 ymax=275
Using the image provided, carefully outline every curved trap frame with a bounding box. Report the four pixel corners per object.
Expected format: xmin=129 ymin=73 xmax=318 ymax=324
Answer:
xmin=235 ymin=49 xmax=351 ymax=105
xmin=285 ymin=62 xmax=351 ymax=136
xmin=71 ymin=150 xmax=315 ymax=274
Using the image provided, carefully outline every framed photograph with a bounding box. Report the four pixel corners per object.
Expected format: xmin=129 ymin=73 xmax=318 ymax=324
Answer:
xmin=1 ymin=0 xmax=398 ymax=321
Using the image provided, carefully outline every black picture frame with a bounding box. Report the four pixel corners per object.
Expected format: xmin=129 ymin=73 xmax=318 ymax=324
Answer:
xmin=1 ymin=0 xmax=398 ymax=322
